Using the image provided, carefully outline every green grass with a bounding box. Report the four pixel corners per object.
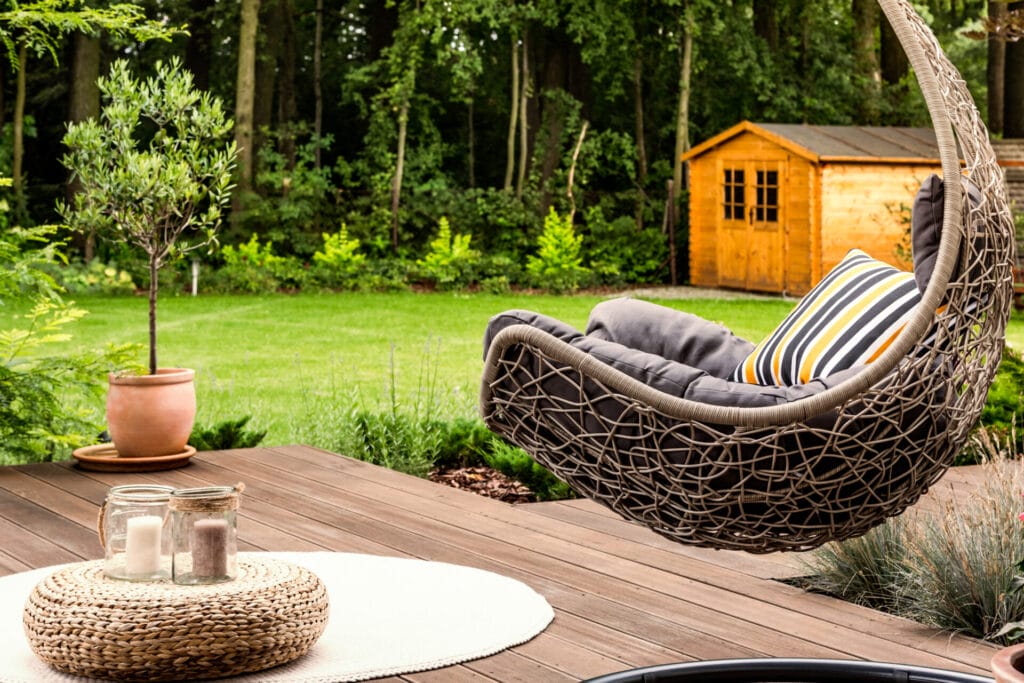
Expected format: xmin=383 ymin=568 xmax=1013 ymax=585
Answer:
xmin=23 ymin=290 xmax=1024 ymax=448
xmin=29 ymin=291 xmax=796 ymax=446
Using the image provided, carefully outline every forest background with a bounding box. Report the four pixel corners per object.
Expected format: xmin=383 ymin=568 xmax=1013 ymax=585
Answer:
xmin=1 ymin=0 xmax=1016 ymax=292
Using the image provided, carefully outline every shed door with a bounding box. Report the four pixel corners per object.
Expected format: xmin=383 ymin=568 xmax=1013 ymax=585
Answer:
xmin=717 ymin=161 xmax=784 ymax=292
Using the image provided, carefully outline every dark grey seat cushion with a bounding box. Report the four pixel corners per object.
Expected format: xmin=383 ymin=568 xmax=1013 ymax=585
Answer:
xmin=484 ymin=304 xmax=860 ymax=410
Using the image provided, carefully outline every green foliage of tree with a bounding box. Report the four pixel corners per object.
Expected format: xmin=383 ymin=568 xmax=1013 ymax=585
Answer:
xmin=60 ymin=58 xmax=236 ymax=374
xmin=526 ymin=207 xmax=589 ymax=292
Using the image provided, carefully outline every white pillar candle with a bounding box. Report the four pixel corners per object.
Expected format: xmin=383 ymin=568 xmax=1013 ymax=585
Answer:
xmin=192 ymin=518 xmax=229 ymax=578
xmin=125 ymin=515 xmax=163 ymax=576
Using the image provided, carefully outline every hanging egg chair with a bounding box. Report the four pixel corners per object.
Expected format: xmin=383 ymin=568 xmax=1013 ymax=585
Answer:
xmin=480 ymin=0 xmax=1016 ymax=553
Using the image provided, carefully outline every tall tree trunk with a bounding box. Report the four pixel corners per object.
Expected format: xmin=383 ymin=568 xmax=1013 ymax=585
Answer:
xmin=516 ymin=27 xmax=530 ymax=200
xmin=185 ymin=0 xmax=214 ymax=91
xmin=391 ymin=91 xmax=411 ymax=254
xmin=852 ymin=0 xmax=880 ymax=122
xmin=879 ymin=16 xmax=908 ymax=85
xmin=989 ymin=0 xmax=1008 ymax=136
xmin=277 ymin=0 xmax=299 ymax=167
xmin=538 ymin=37 xmax=568 ymax=210
xmin=68 ymin=32 xmax=101 ymax=260
xmin=633 ymin=53 xmax=647 ymax=231
xmin=12 ymin=42 xmax=27 ymax=219
xmin=314 ymin=0 xmax=324 ymax=169
xmin=1006 ymin=2 xmax=1024 ymax=137
xmin=753 ymin=0 xmax=779 ymax=53
xmin=504 ymin=33 xmax=519 ymax=192
xmin=235 ymin=0 xmax=261 ymax=195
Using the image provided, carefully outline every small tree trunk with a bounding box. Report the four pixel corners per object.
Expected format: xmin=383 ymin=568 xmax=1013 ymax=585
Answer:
xmin=989 ymin=0 xmax=1008 ymax=136
xmin=234 ymin=0 xmax=261 ymax=194
xmin=567 ymin=121 xmax=588 ymax=222
xmin=314 ymin=0 xmax=324 ymax=168
xmin=671 ymin=12 xmax=694 ymax=211
xmin=516 ymin=27 xmax=530 ymax=200
xmin=391 ymin=92 xmax=410 ymax=253
xmin=633 ymin=54 xmax=647 ymax=231
xmin=13 ymin=42 xmax=26 ymax=209
xmin=504 ymin=33 xmax=519 ymax=192
xmin=467 ymin=98 xmax=476 ymax=188
xmin=148 ymin=256 xmax=159 ymax=375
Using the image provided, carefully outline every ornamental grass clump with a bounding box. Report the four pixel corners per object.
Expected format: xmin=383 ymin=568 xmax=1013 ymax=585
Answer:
xmin=801 ymin=428 xmax=1024 ymax=644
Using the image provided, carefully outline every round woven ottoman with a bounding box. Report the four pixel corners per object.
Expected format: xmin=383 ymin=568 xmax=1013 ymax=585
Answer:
xmin=23 ymin=556 xmax=329 ymax=681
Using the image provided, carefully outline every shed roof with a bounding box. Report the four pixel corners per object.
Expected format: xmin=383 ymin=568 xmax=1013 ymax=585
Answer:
xmin=682 ymin=120 xmax=940 ymax=164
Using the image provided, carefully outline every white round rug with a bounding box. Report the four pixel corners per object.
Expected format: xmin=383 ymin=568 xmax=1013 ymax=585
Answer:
xmin=1 ymin=551 xmax=554 ymax=682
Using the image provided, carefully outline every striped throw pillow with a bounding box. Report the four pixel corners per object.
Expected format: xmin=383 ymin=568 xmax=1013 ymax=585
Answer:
xmin=731 ymin=249 xmax=921 ymax=385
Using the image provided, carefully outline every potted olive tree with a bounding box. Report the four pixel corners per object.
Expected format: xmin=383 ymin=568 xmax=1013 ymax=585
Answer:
xmin=61 ymin=58 xmax=236 ymax=458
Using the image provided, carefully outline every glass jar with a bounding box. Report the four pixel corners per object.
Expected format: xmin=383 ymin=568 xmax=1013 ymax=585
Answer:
xmin=170 ymin=485 xmax=241 ymax=585
xmin=99 ymin=484 xmax=174 ymax=581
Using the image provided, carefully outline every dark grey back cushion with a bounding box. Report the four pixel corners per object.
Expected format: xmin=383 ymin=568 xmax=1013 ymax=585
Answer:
xmin=484 ymin=307 xmax=859 ymax=410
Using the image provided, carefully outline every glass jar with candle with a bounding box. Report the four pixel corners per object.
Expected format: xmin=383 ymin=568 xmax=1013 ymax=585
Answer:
xmin=170 ymin=485 xmax=241 ymax=585
xmin=100 ymin=484 xmax=174 ymax=581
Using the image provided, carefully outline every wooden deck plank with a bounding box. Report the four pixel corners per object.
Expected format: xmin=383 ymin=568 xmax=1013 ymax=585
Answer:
xmin=196 ymin=450 xmax=853 ymax=661
xmin=223 ymin=447 xmax=996 ymax=671
xmin=0 ymin=446 xmax=1000 ymax=681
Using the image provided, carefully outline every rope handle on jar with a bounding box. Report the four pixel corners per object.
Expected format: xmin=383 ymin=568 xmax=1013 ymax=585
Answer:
xmin=96 ymin=498 xmax=108 ymax=550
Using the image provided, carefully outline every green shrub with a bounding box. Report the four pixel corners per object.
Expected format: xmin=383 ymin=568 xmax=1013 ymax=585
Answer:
xmin=311 ymin=225 xmax=366 ymax=289
xmin=232 ymin=125 xmax=337 ymax=257
xmin=582 ymin=207 xmax=668 ymax=286
xmin=214 ymin=234 xmax=309 ymax=293
xmin=190 ymin=416 xmax=267 ymax=451
xmin=44 ymin=259 xmax=136 ymax=295
xmin=431 ymin=416 xmax=495 ymax=470
xmin=414 ymin=217 xmax=481 ymax=290
xmin=526 ymin=208 xmax=590 ymax=293
xmin=483 ymin=439 xmax=574 ymax=502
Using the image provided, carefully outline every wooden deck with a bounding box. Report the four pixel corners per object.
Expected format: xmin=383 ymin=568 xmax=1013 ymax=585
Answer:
xmin=0 ymin=445 xmax=999 ymax=681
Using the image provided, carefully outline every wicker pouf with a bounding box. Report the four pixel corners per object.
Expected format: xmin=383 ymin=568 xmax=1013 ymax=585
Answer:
xmin=22 ymin=556 xmax=329 ymax=682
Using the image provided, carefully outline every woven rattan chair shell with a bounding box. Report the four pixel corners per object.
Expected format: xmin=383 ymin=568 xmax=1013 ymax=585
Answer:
xmin=480 ymin=0 xmax=1016 ymax=553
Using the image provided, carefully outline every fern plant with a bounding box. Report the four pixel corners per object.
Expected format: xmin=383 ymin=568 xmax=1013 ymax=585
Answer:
xmin=526 ymin=208 xmax=590 ymax=293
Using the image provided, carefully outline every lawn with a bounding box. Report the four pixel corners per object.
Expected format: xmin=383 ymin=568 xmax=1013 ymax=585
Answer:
xmin=28 ymin=290 xmax=1024 ymax=447
xmin=42 ymin=291 xmax=794 ymax=446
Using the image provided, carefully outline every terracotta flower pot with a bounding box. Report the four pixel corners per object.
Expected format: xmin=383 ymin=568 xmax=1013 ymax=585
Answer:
xmin=106 ymin=368 xmax=196 ymax=458
xmin=993 ymin=643 xmax=1024 ymax=683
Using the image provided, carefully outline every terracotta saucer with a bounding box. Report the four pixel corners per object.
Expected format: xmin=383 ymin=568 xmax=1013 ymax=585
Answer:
xmin=72 ymin=444 xmax=197 ymax=472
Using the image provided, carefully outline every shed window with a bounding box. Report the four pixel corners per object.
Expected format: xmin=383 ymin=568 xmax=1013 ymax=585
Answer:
xmin=723 ymin=169 xmax=745 ymax=220
xmin=755 ymin=170 xmax=779 ymax=223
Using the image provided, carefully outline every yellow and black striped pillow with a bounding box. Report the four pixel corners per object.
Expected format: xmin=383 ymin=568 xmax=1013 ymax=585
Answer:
xmin=731 ymin=249 xmax=921 ymax=386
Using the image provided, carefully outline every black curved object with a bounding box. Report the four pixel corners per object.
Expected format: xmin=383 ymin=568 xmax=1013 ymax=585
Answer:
xmin=583 ymin=658 xmax=994 ymax=683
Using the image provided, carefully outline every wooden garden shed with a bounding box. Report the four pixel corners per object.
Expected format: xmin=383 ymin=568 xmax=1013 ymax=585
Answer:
xmin=682 ymin=120 xmax=941 ymax=296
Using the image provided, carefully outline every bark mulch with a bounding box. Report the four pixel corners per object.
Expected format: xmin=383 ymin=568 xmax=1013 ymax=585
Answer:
xmin=428 ymin=466 xmax=536 ymax=504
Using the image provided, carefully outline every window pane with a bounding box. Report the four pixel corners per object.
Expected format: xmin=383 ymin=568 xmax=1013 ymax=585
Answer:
xmin=754 ymin=168 xmax=779 ymax=224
